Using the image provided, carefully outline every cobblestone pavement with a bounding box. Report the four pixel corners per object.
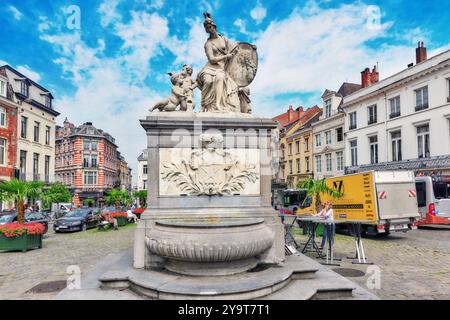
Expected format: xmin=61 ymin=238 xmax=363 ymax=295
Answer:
xmin=0 ymin=223 xmax=136 ymax=300
xmin=295 ymin=225 xmax=450 ymax=300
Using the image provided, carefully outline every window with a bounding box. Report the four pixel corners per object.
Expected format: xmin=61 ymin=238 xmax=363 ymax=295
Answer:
xmin=289 ymin=160 xmax=293 ymax=174
xmin=21 ymin=116 xmax=27 ymax=139
xmin=296 ymin=159 xmax=300 ymax=173
xmin=315 ymin=134 xmax=321 ymax=147
xmin=72 ymin=172 xmax=75 ymax=185
xmin=83 ymin=171 xmax=98 ymax=185
xmin=83 ymin=155 xmax=89 ymax=168
xmin=0 ymin=138 xmax=6 ymax=165
xmin=315 ymin=155 xmax=322 ymax=173
xmin=288 ymin=143 xmax=292 ymax=155
xmin=44 ymin=156 xmax=50 ymax=179
xmin=350 ymin=140 xmax=358 ymax=166
xmin=349 ymin=112 xmax=357 ymax=130
xmin=295 ymin=141 xmax=300 ymax=153
xmin=0 ymin=79 xmax=6 ymax=97
xmin=0 ymin=107 xmax=6 ymax=127
xmin=389 ymin=96 xmax=401 ymax=118
xmin=336 ymin=151 xmax=344 ymax=171
xmin=325 ymin=153 xmax=332 ymax=172
xmin=33 ymin=153 xmax=39 ymax=180
xmin=417 ymin=125 xmax=430 ymax=158
xmin=83 ymin=140 xmax=90 ymax=150
xmin=336 ymin=127 xmax=343 ymax=142
xmin=391 ymin=131 xmax=402 ymax=161
xmin=305 ymin=157 xmax=310 ymax=172
xmin=367 ymin=105 xmax=377 ymax=125
xmin=21 ymin=80 xmax=28 ymax=97
xmin=305 ymin=138 xmax=309 ymax=151
xmin=447 ymin=79 xmax=450 ymax=100
xmin=415 ymin=86 xmax=429 ymax=111
xmin=45 ymin=95 xmax=52 ymax=109
xmin=91 ymin=155 xmax=98 ymax=168
xmin=325 ymin=131 xmax=332 ymax=144
xmin=33 ymin=121 xmax=40 ymax=142
xmin=369 ymin=135 xmax=378 ymax=164
xmin=91 ymin=141 xmax=98 ymax=151
xmin=325 ymin=99 xmax=332 ymax=118
xmin=143 ymin=165 xmax=148 ymax=174
xmin=45 ymin=126 xmax=51 ymax=145
xmin=142 ymin=180 xmax=147 ymax=190
xmin=20 ymin=150 xmax=27 ymax=176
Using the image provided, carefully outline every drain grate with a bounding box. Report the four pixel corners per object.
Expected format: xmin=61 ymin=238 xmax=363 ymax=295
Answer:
xmin=332 ymin=268 xmax=366 ymax=278
xmin=26 ymin=280 xmax=67 ymax=294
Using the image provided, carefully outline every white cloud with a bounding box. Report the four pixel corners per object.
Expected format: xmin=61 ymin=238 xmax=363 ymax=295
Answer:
xmin=17 ymin=65 xmax=41 ymax=82
xmin=8 ymin=5 xmax=23 ymax=21
xmin=99 ymin=0 xmax=122 ymax=27
xmin=250 ymin=1 xmax=266 ymax=24
xmin=38 ymin=16 xmax=51 ymax=32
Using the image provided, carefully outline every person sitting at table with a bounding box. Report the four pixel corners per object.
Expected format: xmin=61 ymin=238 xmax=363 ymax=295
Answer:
xmin=314 ymin=200 xmax=335 ymax=249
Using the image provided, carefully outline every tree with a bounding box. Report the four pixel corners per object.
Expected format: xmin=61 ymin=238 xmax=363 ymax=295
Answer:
xmin=41 ymin=183 xmax=72 ymax=209
xmin=83 ymin=198 xmax=95 ymax=207
xmin=0 ymin=179 xmax=44 ymax=224
xmin=133 ymin=190 xmax=147 ymax=207
xmin=297 ymin=178 xmax=343 ymax=213
xmin=105 ymin=189 xmax=131 ymax=210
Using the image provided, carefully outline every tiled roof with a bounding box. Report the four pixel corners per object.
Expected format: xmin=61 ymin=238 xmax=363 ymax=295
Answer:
xmin=337 ymin=82 xmax=361 ymax=97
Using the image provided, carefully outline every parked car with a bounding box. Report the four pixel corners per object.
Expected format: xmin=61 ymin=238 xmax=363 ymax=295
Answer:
xmin=53 ymin=208 xmax=99 ymax=232
xmin=0 ymin=212 xmax=49 ymax=234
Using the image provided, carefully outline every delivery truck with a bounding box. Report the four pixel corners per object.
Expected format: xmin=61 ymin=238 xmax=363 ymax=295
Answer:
xmin=296 ymin=171 xmax=420 ymax=236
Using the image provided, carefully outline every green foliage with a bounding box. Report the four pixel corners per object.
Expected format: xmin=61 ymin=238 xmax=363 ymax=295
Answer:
xmin=83 ymin=198 xmax=95 ymax=207
xmin=0 ymin=179 xmax=44 ymax=224
xmin=41 ymin=183 xmax=72 ymax=208
xmin=133 ymin=190 xmax=147 ymax=206
xmin=297 ymin=178 xmax=343 ymax=211
xmin=105 ymin=189 xmax=131 ymax=208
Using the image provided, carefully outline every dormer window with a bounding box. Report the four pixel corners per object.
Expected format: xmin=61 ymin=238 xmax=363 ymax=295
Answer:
xmin=21 ymin=80 xmax=29 ymax=97
xmin=0 ymin=79 xmax=6 ymax=98
xmin=325 ymin=99 xmax=332 ymax=118
xmin=45 ymin=95 xmax=52 ymax=108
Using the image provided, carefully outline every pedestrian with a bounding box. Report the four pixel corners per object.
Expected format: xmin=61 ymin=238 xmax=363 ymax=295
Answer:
xmin=126 ymin=206 xmax=138 ymax=224
xmin=314 ymin=200 xmax=335 ymax=249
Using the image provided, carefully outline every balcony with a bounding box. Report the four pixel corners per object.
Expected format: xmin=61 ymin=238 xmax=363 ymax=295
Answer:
xmin=389 ymin=111 xmax=401 ymax=119
xmin=415 ymin=103 xmax=429 ymax=112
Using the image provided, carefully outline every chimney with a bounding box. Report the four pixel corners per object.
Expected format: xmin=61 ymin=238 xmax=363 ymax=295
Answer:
xmin=288 ymin=105 xmax=294 ymax=121
xmin=416 ymin=41 xmax=427 ymax=64
xmin=361 ymin=68 xmax=371 ymax=88
xmin=370 ymin=64 xmax=379 ymax=84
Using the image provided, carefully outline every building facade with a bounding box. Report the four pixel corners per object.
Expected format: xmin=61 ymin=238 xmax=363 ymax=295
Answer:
xmin=55 ymin=119 xmax=119 ymax=207
xmin=0 ymin=68 xmax=18 ymax=183
xmin=312 ymin=83 xmax=361 ymax=180
xmin=137 ymin=149 xmax=148 ymax=191
xmin=116 ymin=151 xmax=132 ymax=192
xmin=343 ymin=43 xmax=450 ymax=175
xmin=275 ymin=106 xmax=322 ymax=188
xmin=0 ymin=65 xmax=59 ymax=183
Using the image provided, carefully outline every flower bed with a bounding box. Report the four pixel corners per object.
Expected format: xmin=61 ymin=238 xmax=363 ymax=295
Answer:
xmin=0 ymin=223 xmax=44 ymax=252
xmin=109 ymin=212 xmax=128 ymax=226
xmin=133 ymin=208 xmax=144 ymax=219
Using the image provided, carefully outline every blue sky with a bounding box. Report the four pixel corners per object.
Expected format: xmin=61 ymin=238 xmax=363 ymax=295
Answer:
xmin=1 ymin=0 xmax=449 ymax=183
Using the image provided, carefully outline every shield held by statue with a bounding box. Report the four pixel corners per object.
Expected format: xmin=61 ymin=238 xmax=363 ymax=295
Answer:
xmin=226 ymin=42 xmax=258 ymax=87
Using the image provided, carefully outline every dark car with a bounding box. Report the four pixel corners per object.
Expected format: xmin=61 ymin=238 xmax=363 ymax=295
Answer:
xmin=0 ymin=212 xmax=49 ymax=234
xmin=53 ymin=208 xmax=99 ymax=232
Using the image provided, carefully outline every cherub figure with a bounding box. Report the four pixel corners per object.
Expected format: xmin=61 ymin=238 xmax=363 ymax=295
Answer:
xmin=179 ymin=64 xmax=197 ymax=112
xmin=150 ymin=72 xmax=188 ymax=112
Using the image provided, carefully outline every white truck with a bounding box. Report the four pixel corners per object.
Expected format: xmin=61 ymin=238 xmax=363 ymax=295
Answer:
xmin=415 ymin=175 xmax=450 ymax=226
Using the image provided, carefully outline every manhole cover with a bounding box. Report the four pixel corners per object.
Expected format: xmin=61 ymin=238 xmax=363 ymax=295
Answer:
xmin=26 ymin=280 xmax=67 ymax=293
xmin=333 ymin=268 xmax=365 ymax=277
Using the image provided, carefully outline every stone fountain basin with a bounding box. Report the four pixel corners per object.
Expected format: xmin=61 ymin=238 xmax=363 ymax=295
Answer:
xmin=145 ymin=217 xmax=274 ymax=276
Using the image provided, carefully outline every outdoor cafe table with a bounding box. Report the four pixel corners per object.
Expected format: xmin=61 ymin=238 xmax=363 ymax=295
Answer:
xmin=297 ymin=216 xmax=374 ymax=266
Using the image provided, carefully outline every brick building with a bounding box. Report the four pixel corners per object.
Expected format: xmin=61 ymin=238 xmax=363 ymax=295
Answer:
xmin=55 ymin=119 xmax=119 ymax=207
xmin=0 ymin=68 xmax=18 ymax=183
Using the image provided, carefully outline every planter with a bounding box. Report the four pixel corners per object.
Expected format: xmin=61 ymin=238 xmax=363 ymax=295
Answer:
xmin=0 ymin=234 xmax=42 ymax=252
xmin=116 ymin=216 xmax=128 ymax=227
xmin=135 ymin=213 xmax=142 ymax=219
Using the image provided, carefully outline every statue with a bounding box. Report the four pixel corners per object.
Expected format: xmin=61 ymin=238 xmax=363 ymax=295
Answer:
xmin=197 ymin=13 xmax=257 ymax=113
xmin=150 ymin=65 xmax=196 ymax=112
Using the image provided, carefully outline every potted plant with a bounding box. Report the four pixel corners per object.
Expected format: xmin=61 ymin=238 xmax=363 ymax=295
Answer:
xmin=0 ymin=222 xmax=45 ymax=252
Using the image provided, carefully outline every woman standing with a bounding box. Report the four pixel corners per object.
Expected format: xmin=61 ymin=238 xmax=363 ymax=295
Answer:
xmin=314 ymin=200 xmax=335 ymax=249
xmin=196 ymin=13 xmax=240 ymax=112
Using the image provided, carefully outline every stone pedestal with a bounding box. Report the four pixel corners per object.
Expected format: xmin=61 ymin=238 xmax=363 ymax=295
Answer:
xmin=134 ymin=112 xmax=284 ymax=275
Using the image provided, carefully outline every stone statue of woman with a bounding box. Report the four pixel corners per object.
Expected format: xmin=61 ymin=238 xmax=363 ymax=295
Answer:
xmin=196 ymin=13 xmax=241 ymax=112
